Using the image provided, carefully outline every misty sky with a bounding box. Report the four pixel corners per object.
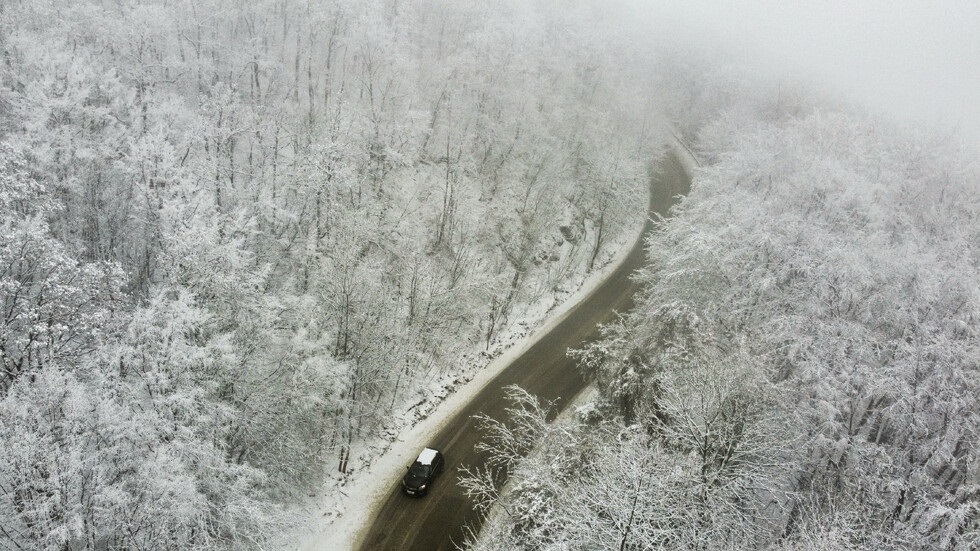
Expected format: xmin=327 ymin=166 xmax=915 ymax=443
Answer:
xmin=630 ymin=0 xmax=980 ymax=146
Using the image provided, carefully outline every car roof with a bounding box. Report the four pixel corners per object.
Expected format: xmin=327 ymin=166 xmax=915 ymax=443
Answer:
xmin=417 ymin=447 xmax=439 ymax=465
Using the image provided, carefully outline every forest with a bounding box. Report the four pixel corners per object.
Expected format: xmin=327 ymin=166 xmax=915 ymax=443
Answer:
xmin=3 ymin=0 xmax=977 ymax=550
xmin=468 ymin=55 xmax=980 ymax=550
xmin=0 ymin=1 xmax=657 ymax=548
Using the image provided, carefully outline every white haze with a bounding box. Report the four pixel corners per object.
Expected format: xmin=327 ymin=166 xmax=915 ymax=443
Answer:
xmin=624 ymin=0 xmax=980 ymax=147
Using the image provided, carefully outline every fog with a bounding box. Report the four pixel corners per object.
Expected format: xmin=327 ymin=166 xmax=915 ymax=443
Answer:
xmin=626 ymin=0 xmax=980 ymax=146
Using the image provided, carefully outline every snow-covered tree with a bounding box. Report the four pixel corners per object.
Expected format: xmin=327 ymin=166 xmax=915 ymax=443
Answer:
xmin=0 ymin=1 xmax=657 ymax=546
xmin=472 ymin=68 xmax=979 ymax=551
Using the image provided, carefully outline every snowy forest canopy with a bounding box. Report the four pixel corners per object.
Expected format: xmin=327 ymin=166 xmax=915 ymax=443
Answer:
xmin=2 ymin=0 xmax=978 ymax=549
xmin=0 ymin=1 xmax=656 ymax=548
xmin=469 ymin=55 xmax=980 ymax=550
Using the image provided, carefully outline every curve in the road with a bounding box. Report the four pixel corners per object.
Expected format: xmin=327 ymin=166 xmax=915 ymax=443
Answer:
xmin=357 ymin=147 xmax=692 ymax=551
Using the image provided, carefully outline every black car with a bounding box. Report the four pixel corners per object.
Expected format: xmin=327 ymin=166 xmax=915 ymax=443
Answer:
xmin=402 ymin=447 xmax=444 ymax=496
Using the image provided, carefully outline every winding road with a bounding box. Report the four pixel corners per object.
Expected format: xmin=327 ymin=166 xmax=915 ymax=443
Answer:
xmin=356 ymin=149 xmax=692 ymax=550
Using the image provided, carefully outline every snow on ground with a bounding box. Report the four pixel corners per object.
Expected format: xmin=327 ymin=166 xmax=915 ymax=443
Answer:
xmin=280 ymin=208 xmax=647 ymax=551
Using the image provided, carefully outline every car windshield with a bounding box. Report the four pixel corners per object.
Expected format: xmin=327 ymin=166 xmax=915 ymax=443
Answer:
xmin=408 ymin=463 xmax=432 ymax=477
